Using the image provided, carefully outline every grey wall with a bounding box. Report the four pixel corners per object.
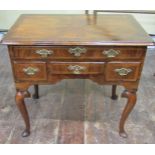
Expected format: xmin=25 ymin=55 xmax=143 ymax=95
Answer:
xmin=0 ymin=10 xmax=155 ymax=34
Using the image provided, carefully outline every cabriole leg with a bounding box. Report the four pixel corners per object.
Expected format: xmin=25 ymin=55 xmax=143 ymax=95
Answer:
xmin=119 ymin=89 xmax=137 ymax=138
xmin=15 ymin=90 xmax=31 ymax=137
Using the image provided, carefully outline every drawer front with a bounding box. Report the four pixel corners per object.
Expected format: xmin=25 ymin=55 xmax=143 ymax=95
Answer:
xmin=11 ymin=46 xmax=145 ymax=60
xmin=105 ymin=62 xmax=141 ymax=81
xmin=13 ymin=62 xmax=47 ymax=81
xmin=48 ymin=62 xmax=105 ymax=75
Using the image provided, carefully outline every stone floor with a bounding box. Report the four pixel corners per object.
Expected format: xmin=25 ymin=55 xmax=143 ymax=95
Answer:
xmin=0 ymin=45 xmax=155 ymax=144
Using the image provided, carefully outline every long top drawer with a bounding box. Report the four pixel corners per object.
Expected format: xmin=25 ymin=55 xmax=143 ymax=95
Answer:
xmin=10 ymin=46 xmax=146 ymax=60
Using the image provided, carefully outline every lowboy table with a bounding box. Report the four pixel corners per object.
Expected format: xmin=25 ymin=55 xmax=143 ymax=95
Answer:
xmin=2 ymin=14 xmax=153 ymax=138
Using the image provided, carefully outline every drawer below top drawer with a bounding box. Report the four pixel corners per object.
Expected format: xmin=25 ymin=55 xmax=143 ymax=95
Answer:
xmin=13 ymin=62 xmax=47 ymax=81
xmin=10 ymin=46 xmax=146 ymax=60
xmin=105 ymin=62 xmax=141 ymax=82
xmin=48 ymin=62 xmax=105 ymax=75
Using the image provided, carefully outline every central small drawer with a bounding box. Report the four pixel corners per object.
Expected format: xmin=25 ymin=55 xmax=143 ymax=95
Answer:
xmin=11 ymin=46 xmax=145 ymax=60
xmin=48 ymin=62 xmax=105 ymax=75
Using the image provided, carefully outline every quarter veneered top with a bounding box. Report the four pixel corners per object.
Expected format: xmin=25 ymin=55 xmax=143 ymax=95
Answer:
xmin=2 ymin=14 xmax=153 ymax=46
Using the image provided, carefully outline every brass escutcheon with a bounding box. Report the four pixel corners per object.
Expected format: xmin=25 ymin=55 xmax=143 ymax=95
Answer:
xmin=115 ymin=68 xmax=132 ymax=76
xmin=68 ymin=47 xmax=87 ymax=57
xmin=23 ymin=67 xmax=39 ymax=75
xmin=35 ymin=49 xmax=53 ymax=58
xmin=68 ymin=65 xmax=86 ymax=74
xmin=103 ymin=49 xmax=120 ymax=58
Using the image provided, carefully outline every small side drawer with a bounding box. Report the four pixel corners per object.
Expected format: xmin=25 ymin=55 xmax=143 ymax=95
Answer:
xmin=48 ymin=62 xmax=105 ymax=75
xmin=105 ymin=62 xmax=141 ymax=82
xmin=13 ymin=62 xmax=47 ymax=81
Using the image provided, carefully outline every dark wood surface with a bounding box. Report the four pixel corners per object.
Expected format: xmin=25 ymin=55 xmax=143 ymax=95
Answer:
xmin=2 ymin=14 xmax=153 ymax=46
xmin=2 ymin=14 xmax=153 ymax=138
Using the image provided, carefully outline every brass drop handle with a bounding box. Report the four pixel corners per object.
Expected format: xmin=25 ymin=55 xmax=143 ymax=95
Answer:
xmin=68 ymin=65 xmax=86 ymax=74
xmin=115 ymin=68 xmax=132 ymax=76
xmin=102 ymin=49 xmax=120 ymax=58
xmin=68 ymin=47 xmax=87 ymax=57
xmin=23 ymin=67 xmax=39 ymax=75
xmin=35 ymin=49 xmax=53 ymax=58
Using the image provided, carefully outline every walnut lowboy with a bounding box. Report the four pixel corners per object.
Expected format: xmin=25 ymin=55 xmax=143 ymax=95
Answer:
xmin=2 ymin=15 xmax=153 ymax=138
xmin=10 ymin=45 xmax=145 ymax=138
